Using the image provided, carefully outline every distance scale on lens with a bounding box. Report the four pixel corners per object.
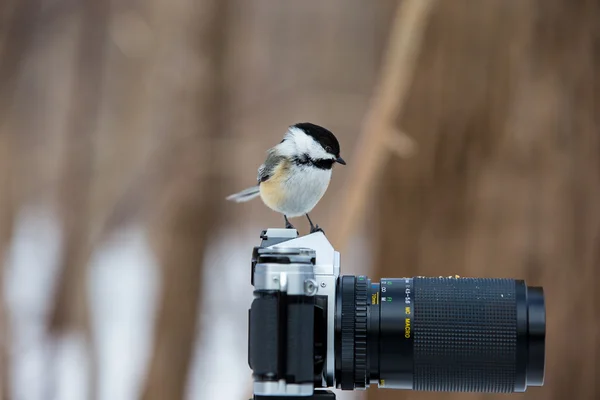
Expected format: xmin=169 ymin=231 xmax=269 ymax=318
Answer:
xmin=378 ymin=278 xmax=414 ymax=389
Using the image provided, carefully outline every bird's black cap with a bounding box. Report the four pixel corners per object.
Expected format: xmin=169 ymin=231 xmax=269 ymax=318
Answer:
xmin=292 ymin=122 xmax=342 ymax=158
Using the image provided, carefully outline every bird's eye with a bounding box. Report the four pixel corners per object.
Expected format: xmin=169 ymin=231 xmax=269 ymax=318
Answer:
xmin=325 ymin=146 xmax=332 ymax=153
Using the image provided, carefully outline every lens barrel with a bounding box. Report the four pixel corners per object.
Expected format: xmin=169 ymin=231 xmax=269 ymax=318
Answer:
xmin=335 ymin=276 xmax=545 ymax=393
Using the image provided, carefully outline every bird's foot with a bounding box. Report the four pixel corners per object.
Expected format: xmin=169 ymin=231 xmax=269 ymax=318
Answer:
xmin=284 ymin=215 xmax=296 ymax=230
xmin=305 ymin=213 xmax=324 ymax=234
xmin=309 ymin=225 xmax=325 ymax=234
xmin=285 ymin=221 xmax=296 ymax=230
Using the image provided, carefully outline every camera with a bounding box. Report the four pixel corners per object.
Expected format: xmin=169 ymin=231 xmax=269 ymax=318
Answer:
xmin=248 ymin=229 xmax=546 ymax=399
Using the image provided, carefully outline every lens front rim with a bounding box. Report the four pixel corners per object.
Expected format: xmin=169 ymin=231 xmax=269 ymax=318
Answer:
xmin=526 ymin=286 xmax=546 ymax=387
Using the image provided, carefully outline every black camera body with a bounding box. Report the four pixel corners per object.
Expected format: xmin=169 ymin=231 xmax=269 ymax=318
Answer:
xmin=248 ymin=229 xmax=545 ymax=399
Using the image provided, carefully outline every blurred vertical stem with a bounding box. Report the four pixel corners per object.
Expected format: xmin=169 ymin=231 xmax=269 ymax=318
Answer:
xmin=140 ymin=0 xmax=227 ymax=399
xmin=327 ymin=0 xmax=435 ymax=250
xmin=0 ymin=137 xmax=12 ymax=400
xmin=47 ymin=1 xmax=110 ymax=399
xmin=0 ymin=131 xmax=12 ymax=400
xmin=0 ymin=0 xmax=40 ymax=398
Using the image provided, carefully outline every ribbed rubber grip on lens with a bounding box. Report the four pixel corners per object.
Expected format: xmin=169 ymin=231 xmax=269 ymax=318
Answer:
xmin=353 ymin=278 xmax=368 ymax=388
xmin=339 ymin=276 xmax=356 ymax=390
xmin=413 ymin=278 xmax=517 ymax=392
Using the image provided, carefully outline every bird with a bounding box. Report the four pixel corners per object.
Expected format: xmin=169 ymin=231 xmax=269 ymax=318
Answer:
xmin=226 ymin=122 xmax=346 ymax=233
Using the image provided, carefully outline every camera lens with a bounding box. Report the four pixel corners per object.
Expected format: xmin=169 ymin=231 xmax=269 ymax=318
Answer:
xmin=335 ymin=276 xmax=545 ymax=393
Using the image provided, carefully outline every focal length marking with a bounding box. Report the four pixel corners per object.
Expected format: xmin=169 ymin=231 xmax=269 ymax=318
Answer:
xmin=378 ymin=278 xmax=414 ymax=389
xmin=404 ymin=278 xmax=412 ymax=338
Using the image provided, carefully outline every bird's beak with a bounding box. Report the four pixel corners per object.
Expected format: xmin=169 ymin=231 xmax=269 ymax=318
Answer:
xmin=336 ymin=156 xmax=346 ymax=165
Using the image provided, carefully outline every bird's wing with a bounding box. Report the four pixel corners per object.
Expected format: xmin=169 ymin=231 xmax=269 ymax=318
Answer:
xmin=257 ymin=148 xmax=285 ymax=184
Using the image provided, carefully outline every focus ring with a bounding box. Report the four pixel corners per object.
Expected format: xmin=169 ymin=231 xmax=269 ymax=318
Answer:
xmin=340 ymin=276 xmax=356 ymax=390
xmin=413 ymin=278 xmax=517 ymax=392
xmin=354 ymin=277 xmax=368 ymax=388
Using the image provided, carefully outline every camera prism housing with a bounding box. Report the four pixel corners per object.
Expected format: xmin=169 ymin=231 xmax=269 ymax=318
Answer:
xmin=248 ymin=229 xmax=545 ymax=399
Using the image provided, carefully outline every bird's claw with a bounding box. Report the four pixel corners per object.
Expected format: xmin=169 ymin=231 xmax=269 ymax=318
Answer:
xmin=284 ymin=216 xmax=296 ymax=230
xmin=310 ymin=225 xmax=325 ymax=234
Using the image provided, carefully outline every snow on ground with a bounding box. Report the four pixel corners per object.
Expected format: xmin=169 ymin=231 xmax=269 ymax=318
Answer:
xmin=4 ymin=206 xmax=368 ymax=400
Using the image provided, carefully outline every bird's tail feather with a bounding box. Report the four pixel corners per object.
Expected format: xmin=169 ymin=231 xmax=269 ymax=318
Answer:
xmin=226 ymin=186 xmax=260 ymax=202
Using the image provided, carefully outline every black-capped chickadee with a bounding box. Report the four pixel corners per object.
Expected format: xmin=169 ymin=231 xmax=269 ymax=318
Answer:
xmin=226 ymin=122 xmax=346 ymax=233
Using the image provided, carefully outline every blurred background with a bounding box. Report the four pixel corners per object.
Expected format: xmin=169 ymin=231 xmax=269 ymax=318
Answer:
xmin=0 ymin=0 xmax=598 ymax=399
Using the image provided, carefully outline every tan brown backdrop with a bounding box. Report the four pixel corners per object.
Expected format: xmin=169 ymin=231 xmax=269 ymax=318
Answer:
xmin=0 ymin=0 xmax=598 ymax=399
xmin=370 ymin=1 xmax=600 ymax=400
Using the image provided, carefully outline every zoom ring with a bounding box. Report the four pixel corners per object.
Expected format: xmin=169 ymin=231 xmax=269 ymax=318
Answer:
xmin=354 ymin=277 xmax=368 ymax=389
xmin=340 ymin=276 xmax=356 ymax=390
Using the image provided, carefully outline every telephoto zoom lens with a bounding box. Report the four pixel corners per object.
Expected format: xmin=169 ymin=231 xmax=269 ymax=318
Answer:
xmin=335 ymin=276 xmax=545 ymax=393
